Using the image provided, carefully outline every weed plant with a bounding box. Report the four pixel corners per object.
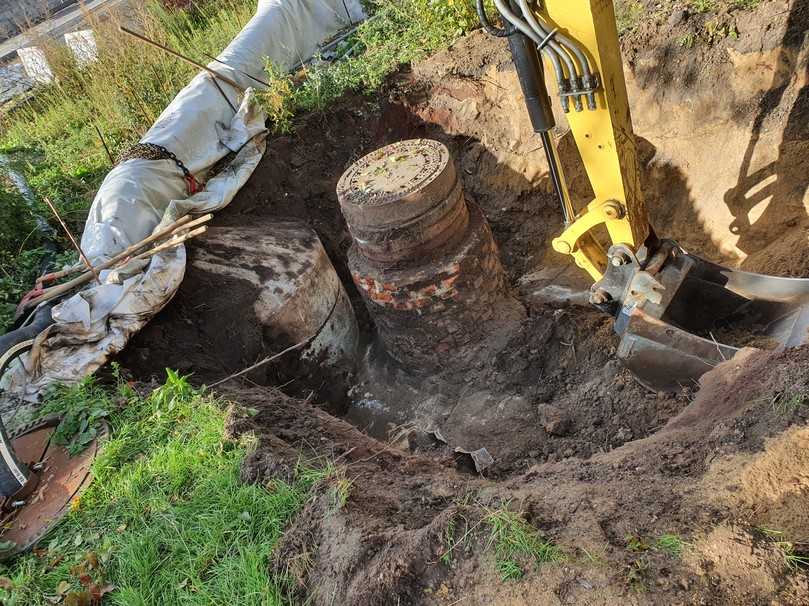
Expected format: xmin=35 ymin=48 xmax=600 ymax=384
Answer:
xmin=484 ymin=506 xmax=564 ymax=581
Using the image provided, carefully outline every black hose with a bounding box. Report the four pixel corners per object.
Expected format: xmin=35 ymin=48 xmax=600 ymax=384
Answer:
xmin=477 ymin=0 xmax=514 ymax=37
xmin=516 ymin=0 xmax=585 ymax=111
xmin=0 ymin=305 xmax=54 ymax=362
xmin=495 ymin=0 xmax=569 ymax=109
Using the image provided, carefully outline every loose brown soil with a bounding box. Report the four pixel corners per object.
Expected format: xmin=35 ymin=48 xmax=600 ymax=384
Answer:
xmin=122 ymin=1 xmax=809 ymax=603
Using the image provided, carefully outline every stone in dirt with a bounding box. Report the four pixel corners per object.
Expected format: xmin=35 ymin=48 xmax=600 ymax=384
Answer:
xmin=537 ymin=403 xmax=572 ymax=436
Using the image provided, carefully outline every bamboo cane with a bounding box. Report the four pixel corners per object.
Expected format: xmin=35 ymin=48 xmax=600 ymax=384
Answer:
xmin=134 ymin=226 xmax=208 ymax=259
xmin=22 ymin=214 xmax=213 ymax=310
xmin=43 ymin=197 xmax=101 ymax=285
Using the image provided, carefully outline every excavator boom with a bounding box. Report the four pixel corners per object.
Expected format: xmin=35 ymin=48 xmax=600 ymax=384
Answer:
xmin=483 ymin=0 xmax=809 ymax=391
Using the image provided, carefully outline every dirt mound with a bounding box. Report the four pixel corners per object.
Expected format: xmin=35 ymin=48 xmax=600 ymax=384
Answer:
xmin=223 ymin=342 xmax=809 ymax=606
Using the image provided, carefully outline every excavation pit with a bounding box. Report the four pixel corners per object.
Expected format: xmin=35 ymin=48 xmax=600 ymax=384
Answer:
xmin=118 ymin=5 xmax=809 ymax=603
xmin=121 ymin=114 xmax=690 ymax=478
xmin=118 ymin=5 xmax=807 ymax=483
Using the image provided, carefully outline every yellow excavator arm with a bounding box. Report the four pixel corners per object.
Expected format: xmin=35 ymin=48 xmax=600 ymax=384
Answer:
xmin=541 ymin=0 xmax=649 ymax=280
xmin=490 ymin=0 xmax=650 ymax=281
xmin=480 ymin=0 xmax=809 ymax=393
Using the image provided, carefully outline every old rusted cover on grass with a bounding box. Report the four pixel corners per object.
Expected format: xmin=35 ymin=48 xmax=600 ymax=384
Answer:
xmin=0 ymin=422 xmax=107 ymax=558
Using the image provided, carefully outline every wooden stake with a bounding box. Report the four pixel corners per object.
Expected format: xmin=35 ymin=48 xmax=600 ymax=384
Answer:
xmin=43 ymin=197 xmax=102 ymax=285
xmin=119 ymin=26 xmax=245 ymax=92
xmin=134 ymin=225 xmax=208 ymax=259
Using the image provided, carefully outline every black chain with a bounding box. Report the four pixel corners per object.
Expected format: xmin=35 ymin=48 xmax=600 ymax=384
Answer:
xmin=154 ymin=144 xmax=193 ymax=182
xmin=117 ymin=143 xmax=202 ymax=193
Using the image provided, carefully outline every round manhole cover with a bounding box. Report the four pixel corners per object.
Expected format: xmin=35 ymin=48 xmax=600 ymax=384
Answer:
xmin=338 ymin=139 xmax=458 ymax=229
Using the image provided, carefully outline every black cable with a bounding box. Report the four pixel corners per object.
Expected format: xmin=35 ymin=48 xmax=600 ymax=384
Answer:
xmin=477 ymin=0 xmax=514 ymax=37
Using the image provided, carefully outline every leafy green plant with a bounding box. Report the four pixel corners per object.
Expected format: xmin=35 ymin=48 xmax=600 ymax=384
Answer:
xmin=262 ymin=61 xmax=297 ymax=134
xmin=704 ymin=19 xmax=738 ymax=43
xmin=625 ymin=555 xmax=650 ymax=592
xmin=625 ymin=534 xmax=651 ymax=553
xmin=38 ymin=377 xmax=112 ymax=456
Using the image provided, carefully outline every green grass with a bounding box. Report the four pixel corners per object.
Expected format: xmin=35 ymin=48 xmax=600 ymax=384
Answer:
xmin=0 ymin=370 xmax=328 ymax=605
xmin=771 ymin=390 xmax=808 ymax=414
xmin=781 ymin=544 xmax=809 ymax=572
xmin=626 ymin=533 xmax=688 ymax=558
xmin=484 ymin=506 xmax=564 ymax=581
xmin=259 ymin=0 xmax=484 ymax=133
xmin=756 ymin=528 xmax=809 ymax=573
xmin=655 ymin=534 xmax=687 ymax=559
xmin=0 ymin=0 xmax=258 ymax=335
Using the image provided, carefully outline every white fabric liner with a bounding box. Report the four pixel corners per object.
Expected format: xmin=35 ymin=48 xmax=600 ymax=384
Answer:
xmin=2 ymin=0 xmax=365 ymax=401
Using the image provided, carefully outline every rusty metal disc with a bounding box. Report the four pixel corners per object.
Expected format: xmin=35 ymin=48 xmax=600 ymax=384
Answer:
xmin=337 ymin=139 xmax=458 ymax=230
xmin=0 ymin=420 xmax=107 ymax=558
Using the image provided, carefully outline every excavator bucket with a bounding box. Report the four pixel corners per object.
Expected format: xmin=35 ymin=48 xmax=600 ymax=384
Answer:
xmin=481 ymin=0 xmax=809 ymax=393
xmin=595 ymin=242 xmax=809 ymax=392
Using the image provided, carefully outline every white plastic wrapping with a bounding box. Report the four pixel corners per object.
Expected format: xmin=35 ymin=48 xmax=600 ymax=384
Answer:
xmin=1 ymin=0 xmax=364 ymax=401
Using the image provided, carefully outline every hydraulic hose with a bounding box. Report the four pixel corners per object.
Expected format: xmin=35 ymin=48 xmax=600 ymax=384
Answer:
xmin=516 ymin=0 xmax=599 ymax=111
xmin=549 ymin=29 xmax=597 ymax=110
xmin=476 ymin=0 xmax=514 ymax=37
xmin=494 ymin=0 xmax=569 ymax=106
xmin=508 ymin=31 xmax=555 ymax=133
xmin=506 ymin=28 xmax=572 ymax=225
xmin=516 ymin=0 xmax=583 ymax=111
xmin=510 ymin=0 xmax=578 ymax=106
